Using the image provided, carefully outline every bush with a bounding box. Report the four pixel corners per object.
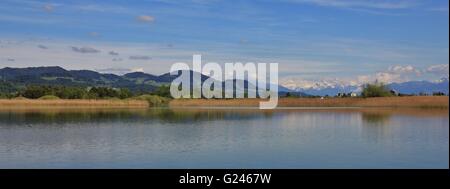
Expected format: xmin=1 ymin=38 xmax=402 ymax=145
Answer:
xmin=118 ymin=88 xmax=133 ymax=99
xmin=55 ymin=87 xmax=87 ymax=99
xmin=152 ymin=85 xmax=171 ymax=98
xmin=19 ymin=85 xmax=134 ymax=99
xmin=88 ymin=87 xmax=118 ymax=99
xmin=361 ymin=83 xmax=392 ymax=98
xmin=13 ymin=96 xmax=29 ymax=100
xmin=0 ymin=93 xmax=10 ymax=99
xmin=433 ymin=92 xmax=446 ymax=96
xmin=38 ymin=95 xmax=61 ymax=100
xmin=132 ymin=94 xmax=170 ymax=106
xmin=21 ymin=85 xmax=51 ymax=99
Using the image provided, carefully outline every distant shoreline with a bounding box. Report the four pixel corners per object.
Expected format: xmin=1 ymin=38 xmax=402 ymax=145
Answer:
xmin=169 ymin=96 xmax=449 ymax=108
xmin=0 ymin=96 xmax=448 ymax=109
xmin=0 ymin=99 xmax=149 ymax=108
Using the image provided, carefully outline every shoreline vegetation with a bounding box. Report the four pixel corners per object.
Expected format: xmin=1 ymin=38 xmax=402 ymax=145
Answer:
xmin=0 ymin=99 xmax=149 ymax=108
xmin=0 ymin=96 xmax=448 ymax=109
xmin=169 ymin=96 xmax=449 ymax=108
xmin=0 ymin=83 xmax=448 ymax=109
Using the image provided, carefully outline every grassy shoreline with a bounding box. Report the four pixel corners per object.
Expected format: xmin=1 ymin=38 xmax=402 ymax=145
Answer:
xmin=169 ymin=96 xmax=449 ymax=108
xmin=0 ymin=96 xmax=448 ymax=109
xmin=0 ymin=99 xmax=149 ymax=108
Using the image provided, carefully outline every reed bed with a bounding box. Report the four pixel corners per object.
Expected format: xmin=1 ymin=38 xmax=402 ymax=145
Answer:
xmin=169 ymin=96 xmax=449 ymax=108
xmin=1 ymin=96 xmax=447 ymax=109
xmin=0 ymin=99 xmax=149 ymax=108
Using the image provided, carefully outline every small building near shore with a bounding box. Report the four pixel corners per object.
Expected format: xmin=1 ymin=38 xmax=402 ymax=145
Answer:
xmin=390 ymin=90 xmax=399 ymax=96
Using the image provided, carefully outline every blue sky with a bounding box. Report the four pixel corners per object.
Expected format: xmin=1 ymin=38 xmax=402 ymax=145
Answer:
xmin=0 ymin=0 xmax=448 ymax=87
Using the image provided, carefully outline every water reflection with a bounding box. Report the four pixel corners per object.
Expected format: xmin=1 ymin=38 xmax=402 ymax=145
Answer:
xmin=362 ymin=112 xmax=391 ymax=125
xmin=0 ymin=107 xmax=447 ymax=125
xmin=0 ymin=107 xmax=448 ymax=168
xmin=0 ymin=108 xmax=278 ymax=125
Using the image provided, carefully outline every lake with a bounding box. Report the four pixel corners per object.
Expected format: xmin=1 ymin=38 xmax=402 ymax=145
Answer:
xmin=0 ymin=107 xmax=448 ymax=168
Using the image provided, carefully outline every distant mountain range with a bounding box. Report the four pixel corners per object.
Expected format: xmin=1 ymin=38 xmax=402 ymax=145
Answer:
xmin=0 ymin=66 xmax=303 ymax=96
xmin=0 ymin=66 xmax=168 ymax=92
xmin=387 ymin=79 xmax=449 ymax=95
xmin=3 ymin=66 xmax=444 ymax=97
xmin=284 ymin=78 xmax=449 ymax=96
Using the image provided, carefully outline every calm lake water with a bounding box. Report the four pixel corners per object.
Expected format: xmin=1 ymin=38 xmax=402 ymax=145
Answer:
xmin=0 ymin=107 xmax=448 ymax=169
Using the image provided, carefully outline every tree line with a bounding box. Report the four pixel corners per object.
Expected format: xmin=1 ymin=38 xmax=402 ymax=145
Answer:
xmin=0 ymin=83 xmax=447 ymax=99
xmin=0 ymin=85 xmax=172 ymax=99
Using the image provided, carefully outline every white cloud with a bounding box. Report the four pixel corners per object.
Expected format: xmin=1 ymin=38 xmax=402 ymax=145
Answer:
xmin=387 ymin=65 xmax=421 ymax=75
xmin=428 ymin=7 xmax=449 ymax=13
xmin=43 ymin=4 xmax=54 ymax=12
xmin=132 ymin=68 xmax=145 ymax=72
xmin=1 ymin=37 xmax=446 ymax=83
xmin=280 ymin=65 xmax=423 ymax=90
xmin=96 ymin=68 xmax=132 ymax=75
xmin=76 ymin=4 xmax=132 ymax=14
xmin=282 ymin=0 xmax=421 ymax=15
xmin=71 ymin=46 xmax=101 ymax=53
xmin=129 ymin=55 xmax=152 ymax=60
xmin=0 ymin=15 xmax=60 ymax=24
xmin=89 ymin=32 xmax=100 ymax=37
xmin=287 ymin=0 xmax=418 ymax=9
xmin=373 ymin=72 xmax=402 ymax=83
xmin=112 ymin=58 xmax=123 ymax=62
xmin=137 ymin=15 xmax=155 ymax=23
xmin=37 ymin=44 xmax=48 ymax=49
xmin=427 ymin=64 xmax=449 ymax=76
xmin=95 ymin=67 xmax=149 ymax=75
xmin=0 ymin=37 xmax=200 ymax=75
xmin=358 ymin=65 xmax=423 ymax=84
xmin=109 ymin=51 xmax=119 ymax=56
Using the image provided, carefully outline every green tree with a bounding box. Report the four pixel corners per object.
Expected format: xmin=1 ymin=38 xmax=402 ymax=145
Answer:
xmin=153 ymin=85 xmax=171 ymax=98
xmin=118 ymin=88 xmax=133 ymax=99
xmin=361 ymin=82 xmax=392 ymax=98
xmin=88 ymin=87 xmax=119 ymax=99
xmin=433 ymin=92 xmax=446 ymax=96
xmin=21 ymin=85 xmax=50 ymax=99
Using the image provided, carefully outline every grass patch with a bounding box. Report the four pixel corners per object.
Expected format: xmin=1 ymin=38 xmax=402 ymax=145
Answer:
xmin=12 ymin=96 xmax=29 ymax=100
xmin=0 ymin=99 xmax=148 ymax=107
xmin=169 ymin=96 xmax=449 ymax=108
xmin=38 ymin=95 xmax=61 ymax=100
xmin=131 ymin=95 xmax=170 ymax=107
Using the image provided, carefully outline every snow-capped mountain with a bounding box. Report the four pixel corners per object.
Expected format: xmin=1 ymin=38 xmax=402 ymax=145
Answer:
xmin=281 ymin=78 xmax=361 ymax=96
xmin=281 ymin=77 xmax=449 ymax=96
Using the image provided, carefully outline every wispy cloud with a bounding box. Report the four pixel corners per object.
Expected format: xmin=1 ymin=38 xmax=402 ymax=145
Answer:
xmin=0 ymin=14 xmax=60 ymax=24
xmin=96 ymin=67 xmax=149 ymax=75
xmin=281 ymin=0 xmax=421 ymax=15
xmin=71 ymin=46 xmax=101 ymax=53
xmin=427 ymin=7 xmax=449 ymax=13
xmin=427 ymin=64 xmax=449 ymax=76
xmin=37 ymin=44 xmax=48 ymax=49
xmin=136 ymin=15 xmax=155 ymax=23
xmin=112 ymin=58 xmax=123 ymax=62
xmin=109 ymin=51 xmax=119 ymax=56
xmin=132 ymin=68 xmax=145 ymax=72
xmin=76 ymin=4 xmax=133 ymax=14
xmin=281 ymin=64 xmax=427 ymax=90
xmin=96 ymin=67 xmax=131 ymax=75
xmin=286 ymin=0 xmax=418 ymax=9
xmin=387 ymin=65 xmax=421 ymax=75
xmin=88 ymin=32 xmax=100 ymax=37
xmin=129 ymin=55 xmax=152 ymax=60
xmin=43 ymin=4 xmax=54 ymax=12
xmin=0 ymin=38 xmax=197 ymax=74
